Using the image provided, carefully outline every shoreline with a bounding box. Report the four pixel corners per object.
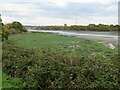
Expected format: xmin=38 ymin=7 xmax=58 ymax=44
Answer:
xmin=28 ymin=29 xmax=118 ymax=49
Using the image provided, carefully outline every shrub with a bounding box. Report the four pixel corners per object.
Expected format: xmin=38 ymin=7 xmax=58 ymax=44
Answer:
xmin=3 ymin=21 xmax=27 ymax=35
xmin=2 ymin=40 xmax=119 ymax=89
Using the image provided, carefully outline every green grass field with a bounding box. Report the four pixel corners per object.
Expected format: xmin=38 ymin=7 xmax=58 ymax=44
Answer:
xmin=9 ymin=33 xmax=117 ymax=56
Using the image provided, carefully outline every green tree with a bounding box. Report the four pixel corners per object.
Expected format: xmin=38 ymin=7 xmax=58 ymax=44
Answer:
xmin=11 ymin=21 xmax=24 ymax=32
xmin=3 ymin=24 xmax=12 ymax=31
xmin=87 ymin=24 xmax=97 ymax=31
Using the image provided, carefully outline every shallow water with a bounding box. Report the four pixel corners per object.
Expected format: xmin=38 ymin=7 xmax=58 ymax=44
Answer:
xmin=28 ymin=30 xmax=118 ymax=38
xmin=107 ymin=43 xmax=116 ymax=49
xmin=97 ymin=42 xmax=116 ymax=49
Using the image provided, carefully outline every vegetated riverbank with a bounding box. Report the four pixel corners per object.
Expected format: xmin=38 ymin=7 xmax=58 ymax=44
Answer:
xmin=28 ymin=30 xmax=118 ymax=37
xmin=34 ymin=24 xmax=119 ymax=31
xmin=9 ymin=33 xmax=118 ymax=56
xmin=28 ymin=30 xmax=118 ymax=49
xmin=2 ymin=39 xmax=119 ymax=89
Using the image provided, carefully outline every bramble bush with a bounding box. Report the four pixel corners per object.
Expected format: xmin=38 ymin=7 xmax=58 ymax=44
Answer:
xmin=2 ymin=40 xmax=119 ymax=89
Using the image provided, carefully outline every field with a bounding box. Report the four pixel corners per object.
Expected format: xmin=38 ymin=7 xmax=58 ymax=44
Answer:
xmin=2 ymin=32 xmax=119 ymax=88
xmin=9 ymin=33 xmax=117 ymax=56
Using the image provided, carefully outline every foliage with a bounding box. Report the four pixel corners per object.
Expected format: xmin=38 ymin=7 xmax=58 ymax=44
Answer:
xmin=11 ymin=21 xmax=26 ymax=32
xmin=35 ymin=24 xmax=119 ymax=31
xmin=3 ymin=21 xmax=27 ymax=35
xmin=2 ymin=40 xmax=119 ymax=89
xmin=2 ymin=31 xmax=9 ymax=41
xmin=1 ymin=21 xmax=27 ymax=41
xmin=0 ymin=24 xmax=9 ymax=41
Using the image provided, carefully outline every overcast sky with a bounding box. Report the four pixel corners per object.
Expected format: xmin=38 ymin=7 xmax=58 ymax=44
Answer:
xmin=0 ymin=0 xmax=119 ymax=26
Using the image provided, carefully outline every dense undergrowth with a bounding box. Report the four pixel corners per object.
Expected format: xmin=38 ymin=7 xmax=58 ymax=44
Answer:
xmin=2 ymin=40 xmax=119 ymax=89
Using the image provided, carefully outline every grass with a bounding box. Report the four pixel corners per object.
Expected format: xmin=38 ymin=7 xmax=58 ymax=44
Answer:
xmin=9 ymin=32 xmax=117 ymax=56
xmin=0 ymin=66 xmax=22 ymax=88
xmin=0 ymin=67 xmax=2 ymax=89
xmin=2 ymin=72 xmax=22 ymax=88
xmin=1 ymin=66 xmax=20 ymax=88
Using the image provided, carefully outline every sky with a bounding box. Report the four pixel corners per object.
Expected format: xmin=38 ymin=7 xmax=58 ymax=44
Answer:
xmin=0 ymin=0 xmax=119 ymax=26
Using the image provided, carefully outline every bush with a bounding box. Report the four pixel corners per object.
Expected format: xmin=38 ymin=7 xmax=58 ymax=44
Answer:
xmin=2 ymin=40 xmax=119 ymax=89
xmin=3 ymin=21 xmax=27 ymax=35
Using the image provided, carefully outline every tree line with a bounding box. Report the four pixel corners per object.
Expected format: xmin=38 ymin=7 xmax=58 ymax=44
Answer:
xmin=35 ymin=24 xmax=119 ymax=31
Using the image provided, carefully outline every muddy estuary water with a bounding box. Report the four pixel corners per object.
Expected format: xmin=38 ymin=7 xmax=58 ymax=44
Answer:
xmin=28 ymin=30 xmax=119 ymax=49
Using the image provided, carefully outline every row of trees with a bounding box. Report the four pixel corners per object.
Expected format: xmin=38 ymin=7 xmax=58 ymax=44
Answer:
xmin=35 ymin=24 xmax=119 ymax=31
